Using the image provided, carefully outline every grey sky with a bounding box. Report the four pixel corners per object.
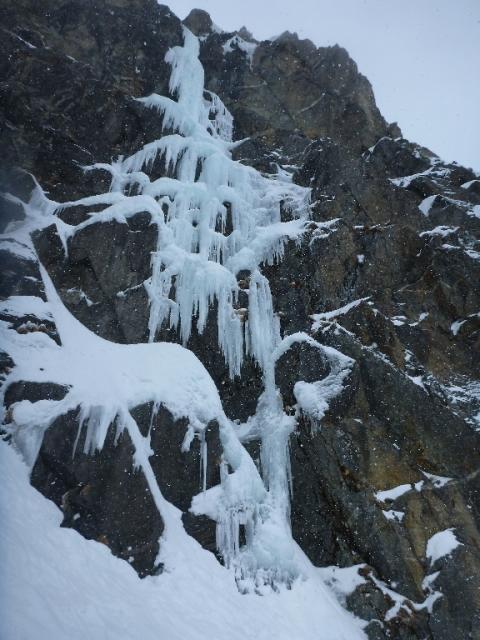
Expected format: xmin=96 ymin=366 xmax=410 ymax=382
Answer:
xmin=167 ymin=0 xmax=480 ymax=171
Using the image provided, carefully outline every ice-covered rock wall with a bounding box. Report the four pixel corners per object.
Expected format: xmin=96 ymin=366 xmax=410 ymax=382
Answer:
xmin=1 ymin=27 xmax=356 ymax=594
xmin=1 ymin=2 xmax=480 ymax=639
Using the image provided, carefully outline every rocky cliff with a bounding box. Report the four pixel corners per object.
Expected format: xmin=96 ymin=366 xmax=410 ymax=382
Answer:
xmin=1 ymin=2 xmax=479 ymax=639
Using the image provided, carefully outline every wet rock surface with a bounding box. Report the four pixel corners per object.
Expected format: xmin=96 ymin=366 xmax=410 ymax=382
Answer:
xmin=1 ymin=1 xmax=479 ymax=638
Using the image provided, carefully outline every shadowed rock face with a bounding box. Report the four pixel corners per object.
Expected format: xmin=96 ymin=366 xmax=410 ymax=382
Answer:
xmin=202 ymin=33 xmax=390 ymax=158
xmin=1 ymin=2 xmax=480 ymax=638
xmin=32 ymin=410 xmax=165 ymax=578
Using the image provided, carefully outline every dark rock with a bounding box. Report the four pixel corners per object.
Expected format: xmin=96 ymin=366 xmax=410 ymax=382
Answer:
xmin=0 ymin=2 xmax=183 ymax=201
xmin=201 ymin=32 xmax=389 ymax=155
xmin=31 ymin=409 xmax=164 ymax=577
xmin=30 ymin=398 xmax=225 ymax=569
xmin=4 ymin=381 xmax=69 ymax=407
xmin=130 ymin=403 xmax=222 ymax=554
xmin=366 ymin=137 xmax=434 ymax=179
xmin=0 ymin=248 xmax=44 ymax=298
xmin=0 ymin=193 xmax=25 ymax=232
xmin=406 ymin=176 xmax=438 ymax=198
xmin=0 ymin=167 xmax=36 ymax=201
xmin=149 ymin=408 xmax=221 ymax=512
xmin=32 ymin=217 xmax=157 ymax=343
xmin=55 ymin=203 xmax=105 ymax=226
xmin=0 ymin=351 xmax=14 ymax=388
xmin=462 ymin=179 xmax=480 ymax=197
xmin=32 ymin=224 xmax=66 ymax=267
xmin=182 ymin=512 xmax=218 ymax=555
xmin=288 ymin=321 xmax=480 ymax=637
xmin=183 ymin=9 xmax=213 ymax=36
xmin=275 ymin=340 xmax=330 ymax=407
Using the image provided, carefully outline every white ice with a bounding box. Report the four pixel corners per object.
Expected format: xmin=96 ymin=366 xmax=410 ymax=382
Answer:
xmin=418 ymin=195 xmax=437 ymax=216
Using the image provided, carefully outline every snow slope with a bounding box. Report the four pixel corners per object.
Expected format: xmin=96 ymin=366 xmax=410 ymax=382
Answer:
xmin=0 ymin=442 xmax=366 ymax=640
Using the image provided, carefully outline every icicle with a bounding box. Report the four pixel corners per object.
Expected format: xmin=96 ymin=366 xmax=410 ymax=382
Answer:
xmin=166 ymin=28 xmax=205 ymax=122
xmin=246 ymin=270 xmax=281 ymax=379
xmin=204 ymin=90 xmax=234 ymax=142
xmin=199 ymin=430 xmax=208 ymax=493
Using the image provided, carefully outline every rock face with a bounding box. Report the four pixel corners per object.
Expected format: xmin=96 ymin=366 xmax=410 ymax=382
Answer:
xmin=32 ymin=410 xmax=165 ymax=578
xmin=1 ymin=2 xmax=479 ymax=639
xmin=23 ymin=401 xmax=221 ymax=575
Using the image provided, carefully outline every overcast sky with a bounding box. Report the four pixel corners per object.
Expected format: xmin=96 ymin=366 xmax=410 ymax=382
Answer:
xmin=167 ymin=0 xmax=480 ymax=171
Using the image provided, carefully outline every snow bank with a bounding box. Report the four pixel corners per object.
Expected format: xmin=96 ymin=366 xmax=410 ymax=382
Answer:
xmin=3 ymin=264 xmax=223 ymax=462
xmin=0 ymin=442 xmax=366 ymax=640
xmin=0 ymin=295 xmax=53 ymax=320
xmin=426 ymin=529 xmax=463 ymax=565
xmin=311 ymin=297 xmax=370 ymax=330
xmin=223 ymin=34 xmax=258 ymax=65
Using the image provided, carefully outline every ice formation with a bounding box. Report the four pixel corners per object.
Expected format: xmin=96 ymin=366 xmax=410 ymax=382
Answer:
xmin=60 ymin=29 xmax=310 ymax=379
xmin=2 ymin=27 xmax=354 ymax=594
